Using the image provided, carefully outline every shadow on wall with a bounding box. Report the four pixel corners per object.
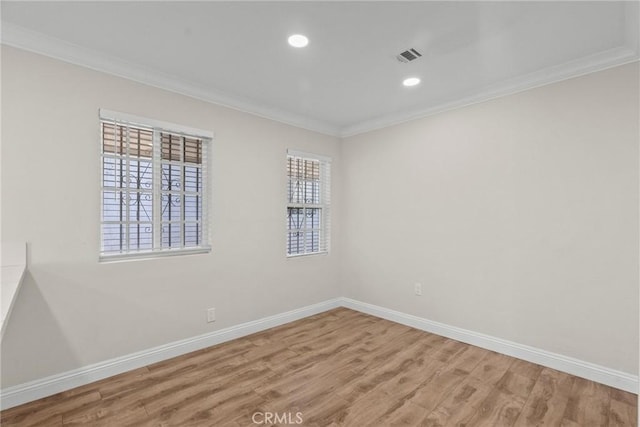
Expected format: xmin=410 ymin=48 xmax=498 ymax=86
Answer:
xmin=0 ymin=260 xmax=210 ymax=389
xmin=1 ymin=271 xmax=79 ymax=387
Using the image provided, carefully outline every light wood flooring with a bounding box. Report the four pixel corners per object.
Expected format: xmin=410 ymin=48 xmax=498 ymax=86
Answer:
xmin=1 ymin=308 xmax=637 ymax=426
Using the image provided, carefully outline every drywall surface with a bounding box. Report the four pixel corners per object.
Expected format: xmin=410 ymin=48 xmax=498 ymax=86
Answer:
xmin=340 ymin=62 xmax=639 ymax=374
xmin=2 ymin=44 xmax=638 ymax=390
xmin=0 ymin=46 xmax=342 ymax=386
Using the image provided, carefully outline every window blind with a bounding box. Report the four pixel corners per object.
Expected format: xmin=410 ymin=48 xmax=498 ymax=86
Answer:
xmin=286 ymin=150 xmax=331 ymax=256
xmin=100 ymin=110 xmax=212 ymax=260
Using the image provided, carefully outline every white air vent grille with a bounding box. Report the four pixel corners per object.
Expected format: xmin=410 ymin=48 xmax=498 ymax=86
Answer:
xmin=396 ymin=48 xmax=422 ymax=63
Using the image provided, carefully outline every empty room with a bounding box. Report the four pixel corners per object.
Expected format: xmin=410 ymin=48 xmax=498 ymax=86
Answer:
xmin=0 ymin=1 xmax=638 ymax=426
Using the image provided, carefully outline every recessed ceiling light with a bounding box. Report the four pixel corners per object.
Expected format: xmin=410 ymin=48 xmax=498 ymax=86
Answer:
xmin=288 ymin=34 xmax=309 ymax=48
xmin=403 ymin=77 xmax=421 ymax=87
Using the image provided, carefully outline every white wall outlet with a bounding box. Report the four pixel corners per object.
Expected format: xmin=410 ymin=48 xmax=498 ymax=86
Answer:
xmin=414 ymin=283 xmax=422 ymax=296
xmin=207 ymin=308 xmax=216 ymax=323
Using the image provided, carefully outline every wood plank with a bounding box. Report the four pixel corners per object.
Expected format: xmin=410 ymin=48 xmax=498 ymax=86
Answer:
xmin=470 ymin=350 xmax=514 ymax=385
xmin=0 ymin=413 xmax=63 ymax=427
xmin=611 ymin=388 xmax=638 ymax=407
xmin=0 ymin=308 xmax=632 ymax=427
xmin=1 ymin=390 xmax=100 ymax=427
xmin=378 ymin=400 xmax=430 ymax=426
xmin=408 ymin=365 xmax=470 ymax=412
xmin=335 ymin=389 xmax=404 ymax=426
xmin=563 ymin=377 xmax=611 ymax=426
xmin=609 ymin=397 xmax=638 ymax=427
xmin=514 ymin=367 xmax=575 ymax=427
xmin=142 ymin=363 xmax=276 ymax=416
xmin=509 ymin=358 xmax=544 ymax=381
xmin=496 ymin=370 xmax=538 ymax=400
xmin=379 ymin=357 xmax=446 ymax=400
xmin=461 ymin=387 xmax=526 ymax=426
xmin=446 ymin=343 xmax=489 ymax=374
xmin=430 ymin=338 xmax=468 ymax=363
xmin=62 ymin=403 xmax=148 ymax=426
xmin=155 ymin=389 xmax=265 ymax=426
xmin=421 ymin=377 xmax=494 ymax=426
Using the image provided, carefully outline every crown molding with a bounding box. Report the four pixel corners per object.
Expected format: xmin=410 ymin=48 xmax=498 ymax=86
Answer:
xmin=2 ymin=22 xmax=638 ymax=140
xmin=0 ymin=22 xmax=341 ymax=137
xmin=339 ymin=46 xmax=640 ymax=138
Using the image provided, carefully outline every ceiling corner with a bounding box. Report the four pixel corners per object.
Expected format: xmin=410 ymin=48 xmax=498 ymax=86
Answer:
xmin=1 ymin=22 xmax=341 ymax=138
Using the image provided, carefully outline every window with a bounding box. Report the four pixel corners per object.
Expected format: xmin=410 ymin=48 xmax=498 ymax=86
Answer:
xmin=100 ymin=109 xmax=212 ymax=260
xmin=286 ymin=150 xmax=331 ymax=256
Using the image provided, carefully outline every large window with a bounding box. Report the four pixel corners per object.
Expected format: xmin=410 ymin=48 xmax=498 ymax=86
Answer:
xmin=100 ymin=109 xmax=212 ymax=260
xmin=286 ymin=150 xmax=331 ymax=256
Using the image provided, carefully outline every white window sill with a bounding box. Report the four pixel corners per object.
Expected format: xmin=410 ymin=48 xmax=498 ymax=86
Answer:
xmin=286 ymin=251 xmax=328 ymax=259
xmin=100 ymin=246 xmax=211 ymax=263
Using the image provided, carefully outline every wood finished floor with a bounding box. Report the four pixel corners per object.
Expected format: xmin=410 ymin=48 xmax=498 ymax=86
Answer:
xmin=1 ymin=308 xmax=637 ymax=426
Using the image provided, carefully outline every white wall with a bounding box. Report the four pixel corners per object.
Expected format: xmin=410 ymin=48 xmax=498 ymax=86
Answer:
xmin=340 ymin=62 xmax=639 ymax=374
xmin=2 ymin=44 xmax=638 ymax=390
xmin=0 ymin=46 xmax=342 ymax=387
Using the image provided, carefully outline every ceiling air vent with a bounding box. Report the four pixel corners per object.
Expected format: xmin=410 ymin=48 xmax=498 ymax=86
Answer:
xmin=396 ymin=48 xmax=422 ymax=63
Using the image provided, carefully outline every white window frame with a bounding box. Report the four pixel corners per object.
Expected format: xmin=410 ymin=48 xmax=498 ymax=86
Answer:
xmin=286 ymin=149 xmax=331 ymax=257
xmin=99 ymin=109 xmax=213 ymax=262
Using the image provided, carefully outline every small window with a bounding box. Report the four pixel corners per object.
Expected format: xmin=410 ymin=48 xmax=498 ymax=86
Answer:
xmin=286 ymin=150 xmax=331 ymax=256
xmin=100 ymin=109 xmax=212 ymax=261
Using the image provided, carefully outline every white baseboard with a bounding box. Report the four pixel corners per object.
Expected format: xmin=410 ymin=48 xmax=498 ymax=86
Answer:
xmin=2 ymin=296 xmax=636 ymax=410
xmin=339 ymin=297 xmax=638 ymax=394
xmin=0 ymin=298 xmax=341 ymax=410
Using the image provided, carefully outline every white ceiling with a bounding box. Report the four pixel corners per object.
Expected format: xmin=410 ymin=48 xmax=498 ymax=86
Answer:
xmin=2 ymin=1 xmax=638 ymax=137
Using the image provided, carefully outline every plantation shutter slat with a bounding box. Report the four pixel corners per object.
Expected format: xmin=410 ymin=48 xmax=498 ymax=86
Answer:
xmin=99 ymin=109 xmax=212 ymax=261
xmin=286 ymin=150 xmax=331 ymax=256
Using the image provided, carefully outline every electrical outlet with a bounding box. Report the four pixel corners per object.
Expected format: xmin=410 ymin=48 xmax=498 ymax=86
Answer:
xmin=414 ymin=283 xmax=422 ymax=296
xmin=207 ymin=308 xmax=216 ymax=323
